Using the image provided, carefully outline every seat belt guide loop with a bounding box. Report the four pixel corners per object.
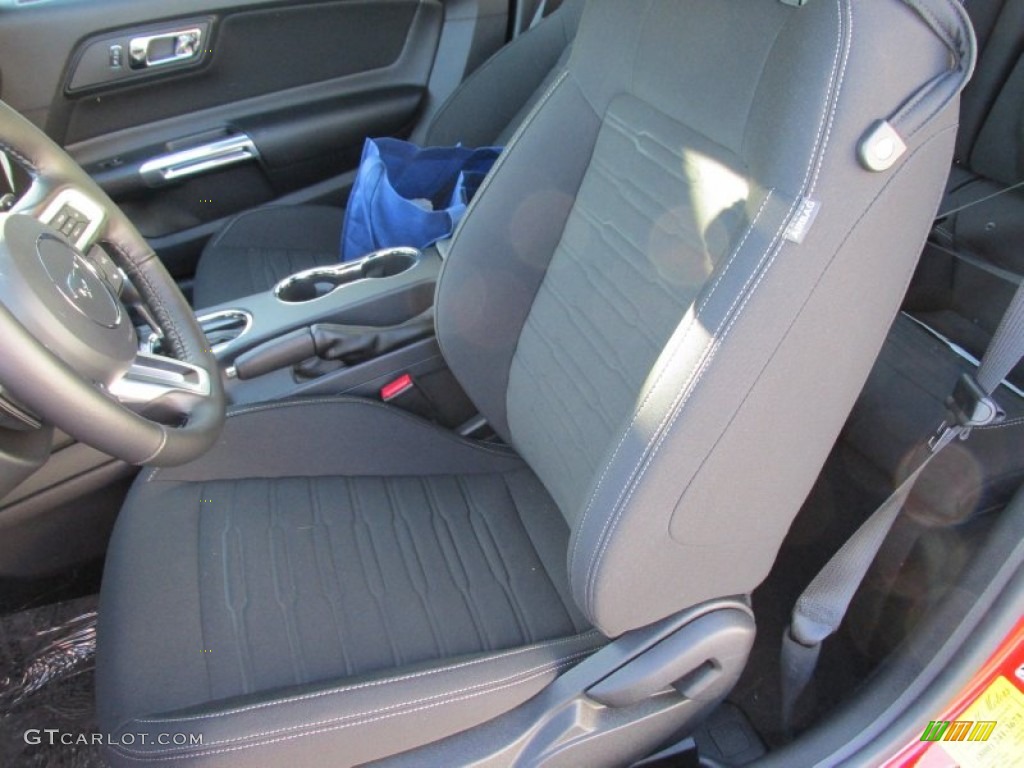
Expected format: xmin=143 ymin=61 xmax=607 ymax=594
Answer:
xmin=858 ymin=120 xmax=907 ymax=172
xmin=929 ymin=372 xmax=1007 ymax=451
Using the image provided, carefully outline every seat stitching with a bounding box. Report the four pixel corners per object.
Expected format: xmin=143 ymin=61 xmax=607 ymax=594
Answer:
xmin=584 ymin=0 xmax=852 ymax=612
xmin=117 ymin=658 xmax=585 ymax=762
xmin=196 ymin=483 xmax=213 ymax=701
xmin=977 ymin=416 xmax=1024 ymax=430
xmin=578 ymin=0 xmax=852 ymax=615
xmin=498 ymin=472 xmax=579 ymax=631
xmin=592 ymin=125 xmax=934 ymax=622
xmin=136 ymin=630 xmax=600 ymax=724
xmin=568 ymin=190 xmax=773 ymax=582
xmin=583 ymin=194 xmax=797 ymax=613
xmin=807 ymin=0 xmax=854 ymax=198
xmin=567 ymin=175 xmax=776 ymax=580
xmin=109 ymin=241 xmax=193 ymax=363
xmin=585 ymin=204 xmax=799 ymax=613
xmin=436 ymin=68 xmax=570 ymax=373
xmin=448 ymin=74 xmax=569 ymax=251
xmin=0 ymin=141 xmax=38 ymax=172
xmin=221 ymin=398 xmax=516 ymax=456
xmin=120 ymin=651 xmax=594 ymax=756
xmin=566 ymin=93 xmax=801 ymax=583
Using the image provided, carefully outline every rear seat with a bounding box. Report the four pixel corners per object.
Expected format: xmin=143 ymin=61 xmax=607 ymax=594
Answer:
xmin=843 ymin=0 xmax=1024 ymax=522
xmin=906 ymin=0 xmax=1024 ymax=386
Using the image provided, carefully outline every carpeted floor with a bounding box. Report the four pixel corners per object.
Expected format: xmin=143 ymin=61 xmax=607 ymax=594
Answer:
xmin=0 ymin=595 xmax=105 ymax=768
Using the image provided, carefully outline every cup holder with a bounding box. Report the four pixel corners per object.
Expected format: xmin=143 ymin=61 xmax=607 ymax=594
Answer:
xmin=274 ymin=247 xmax=421 ymax=304
xmin=198 ymin=309 xmax=252 ymax=349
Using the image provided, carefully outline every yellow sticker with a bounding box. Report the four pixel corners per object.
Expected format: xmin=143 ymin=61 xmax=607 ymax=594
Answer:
xmin=940 ymin=676 xmax=1024 ymax=768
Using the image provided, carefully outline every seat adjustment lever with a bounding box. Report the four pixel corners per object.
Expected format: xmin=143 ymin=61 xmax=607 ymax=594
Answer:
xmin=587 ymin=607 xmax=755 ymax=708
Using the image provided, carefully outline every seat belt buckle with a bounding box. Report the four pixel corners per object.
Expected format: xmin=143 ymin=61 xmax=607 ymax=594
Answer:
xmin=947 ymin=372 xmax=1005 ymax=430
xmin=380 ymin=373 xmax=437 ymax=422
xmin=929 ymin=373 xmax=1006 ymax=452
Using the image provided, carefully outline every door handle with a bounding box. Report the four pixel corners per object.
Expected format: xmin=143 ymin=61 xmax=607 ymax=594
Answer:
xmin=139 ymin=135 xmax=259 ymax=186
xmin=129 ymin=27 xmax=203 ymax=69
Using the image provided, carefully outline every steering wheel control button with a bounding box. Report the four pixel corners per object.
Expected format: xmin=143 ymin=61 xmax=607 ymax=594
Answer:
xmin=50 ymin=204 xmax=91 ymax=239
xmin=39 ymin=189 xmax=105 ymax=251
xmin=86 ymin=246 xmax=126 ymax=295
xmin=36 ymin=234 xmax=122 ymax=329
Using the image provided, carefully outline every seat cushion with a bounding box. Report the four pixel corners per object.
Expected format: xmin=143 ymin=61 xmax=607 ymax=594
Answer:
xmin=193 ymin=205 xmax=344 ymax=309
xmin=96 ymin=399 xmax=598 ymax=766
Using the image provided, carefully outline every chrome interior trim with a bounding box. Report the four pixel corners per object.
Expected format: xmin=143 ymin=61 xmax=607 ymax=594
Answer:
xmin=108 ymin=351 xmax=211 ymax=406
xmin=272 ymin=246 xmax=421 ymax=304
xmin=129 ymin=27 xmax=203 ymax=69
xmin=139 ymin=135 xmax=258 ymax=187
xmin=195 ymin=308 xmax=253 ymax=353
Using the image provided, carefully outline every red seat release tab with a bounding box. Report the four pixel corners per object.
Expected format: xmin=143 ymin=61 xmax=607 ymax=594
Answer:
xmin=380 ymin=374 xmax=414 ymax=402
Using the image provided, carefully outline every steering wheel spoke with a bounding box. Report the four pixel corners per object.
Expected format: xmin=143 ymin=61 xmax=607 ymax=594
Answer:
xmin=108 ymin=351 xmax=212 ymax=413
xmin=14 ymin=176 xmax=108 ymax=253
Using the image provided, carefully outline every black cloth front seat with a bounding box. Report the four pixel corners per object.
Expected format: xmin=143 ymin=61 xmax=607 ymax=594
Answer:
xmin=191 ymin=0 xmax=584 ymax=310
xmin=97 ymin=1 xmax=969 ymax=765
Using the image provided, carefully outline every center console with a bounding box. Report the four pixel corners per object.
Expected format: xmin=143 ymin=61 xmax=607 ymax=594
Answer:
xmin=176 ymin=244 xmax=459 ymax=413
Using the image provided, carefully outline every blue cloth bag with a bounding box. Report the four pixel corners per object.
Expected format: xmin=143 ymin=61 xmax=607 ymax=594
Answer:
xmin=340 ymin=137 xmax=502 ymax=261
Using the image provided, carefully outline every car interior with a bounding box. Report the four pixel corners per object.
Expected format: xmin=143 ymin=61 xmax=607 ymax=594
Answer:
xmin=0 ymin=0 xmax=1021 ymax=766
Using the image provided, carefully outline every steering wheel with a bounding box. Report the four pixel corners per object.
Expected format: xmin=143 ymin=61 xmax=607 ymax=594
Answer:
xmin=0 ymin=100 xmax=224 ymax=466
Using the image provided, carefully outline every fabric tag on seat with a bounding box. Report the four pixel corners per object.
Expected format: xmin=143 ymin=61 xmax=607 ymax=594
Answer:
xmin=784 ymin=197 xmax=821 ymax=244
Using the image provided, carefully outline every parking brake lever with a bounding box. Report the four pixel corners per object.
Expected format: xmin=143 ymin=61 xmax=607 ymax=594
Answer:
xmin=231 ymin=308 xmax=434 ymax=380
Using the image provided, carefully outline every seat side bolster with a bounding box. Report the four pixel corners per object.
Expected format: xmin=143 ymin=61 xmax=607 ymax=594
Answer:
xmin=146 ymin=397 xmax=526 ymax=484
xmin=581 ymin=122 xmax=959 ymax=637
xmin=421 ymin=0 xmax=583 ymax=147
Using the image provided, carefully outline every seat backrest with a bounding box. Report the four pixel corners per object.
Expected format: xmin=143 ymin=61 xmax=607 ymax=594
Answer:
xmin=436 ymin=0 xmax=973 ymax=636
xmin=415 ymin=0 xmax=584 ymax=147
xmin=955 ymin=0 xmax=1024 ymax=163
xmin=949 ymin=0 xmax=1024 ymax=188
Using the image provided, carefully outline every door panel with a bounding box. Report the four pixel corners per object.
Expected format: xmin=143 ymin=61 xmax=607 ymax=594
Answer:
xmin=0 ymin=0 xmax=446 ymax=277
xmin=58 ymin=1 xmax=430 ymax=143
